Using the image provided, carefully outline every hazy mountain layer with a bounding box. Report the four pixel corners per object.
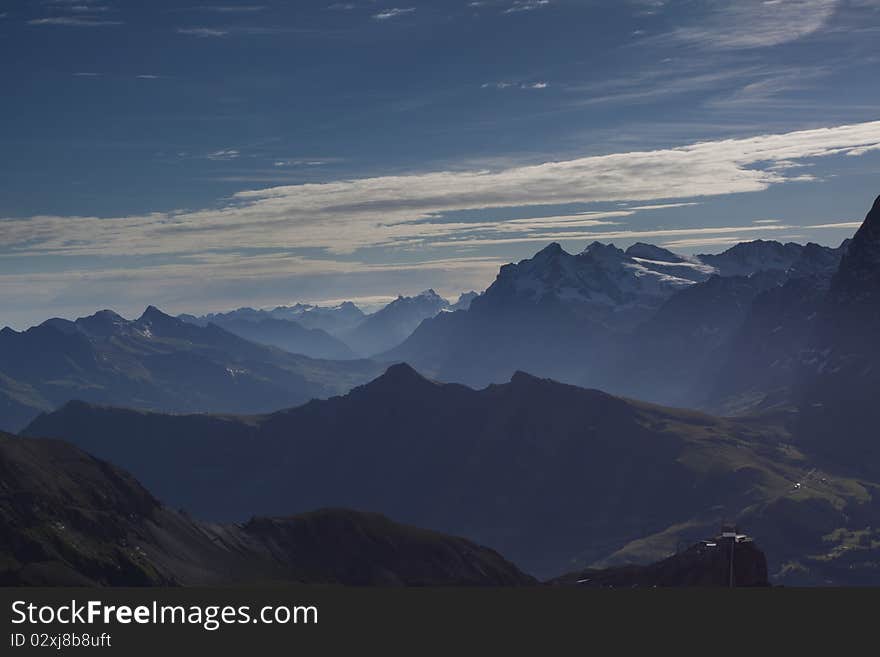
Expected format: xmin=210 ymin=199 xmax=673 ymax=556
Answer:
xmin=180 ymin=314 xmax=357 ymax=360
xmin=0 ymin=306 xmax=383 ymax=433
xmin=25 ymin=364 xmax=880 ymax=584
xmin=342 ymin=290 xmax=450 ymax=356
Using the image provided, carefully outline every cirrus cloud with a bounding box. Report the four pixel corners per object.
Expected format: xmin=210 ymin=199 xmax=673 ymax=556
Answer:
xmin=2 ymin=120 xmax=880 ymax=260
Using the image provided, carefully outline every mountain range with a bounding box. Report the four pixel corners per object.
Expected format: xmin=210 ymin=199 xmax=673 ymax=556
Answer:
xmin=180 ymin=290 xmax=472 ymax=359
xmin=8 ymin=194 xmax=880 ymax=587
xmin=179 ymin=313 xmax=357 ymax=360
xmin=340 ymin=289 xmax=451 ymax=356
xmin=0 ymin=306 xmax=383 ymax=433
xmin=260 ymin=301 xmax=367 ymax=335
xmin=383 ymin=237 xmax=846 ymax=398
xmin=25 ymin=362 xmax=880 ymax=584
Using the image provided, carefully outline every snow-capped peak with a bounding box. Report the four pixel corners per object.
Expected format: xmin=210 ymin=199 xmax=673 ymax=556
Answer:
xmin=482 ymin=240 xmax=715 ymax=329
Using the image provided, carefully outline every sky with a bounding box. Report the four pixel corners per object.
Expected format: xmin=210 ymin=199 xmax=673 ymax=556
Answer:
xmin=2 ymin=0 xmax=880 ymax=328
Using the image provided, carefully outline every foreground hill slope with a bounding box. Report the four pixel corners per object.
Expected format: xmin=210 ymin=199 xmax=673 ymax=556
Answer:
xmin=0 ymin=432 xmax=532 ymax=586
xmin=552 ymin=539 xmax=769 ymax=588
xmin=26 ymin=364 xmax=880 ymax=583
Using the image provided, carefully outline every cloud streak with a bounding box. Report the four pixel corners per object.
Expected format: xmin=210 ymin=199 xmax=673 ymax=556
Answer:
xmin=2 ymin=121 xmax=879 ymax=261
xmin=28 ymin=16 xmax=123 ymax=26
xmin=373 ymin=8 xmax=416 ymax=20
xmin=176 ymin=26 xmax=228 ymax=37
xmin=670 ymin=0 xmax=839 ymax=49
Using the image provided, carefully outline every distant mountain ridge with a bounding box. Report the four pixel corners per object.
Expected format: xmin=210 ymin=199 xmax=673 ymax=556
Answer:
xmin=179 ymin=314 xmax=356 ymax=360
xmin=342 ymin=289 xmax=450 ymax=356
xmin=384 ymin=236 xmax=845 ymax=392
xmin=0 ymin=227 xmax=859 ymax=431
xmin=181 ymin=292 xmax=465 ymax=358
xmin=0 ymin=306 xmax=383 ymax=433
xmin=182 ymin=300 xmax=366 ymax=337
xmin=697 ymin=240 xmax=807 ymax=277
xmin=488 ymin=241 xmax=711 ymax=328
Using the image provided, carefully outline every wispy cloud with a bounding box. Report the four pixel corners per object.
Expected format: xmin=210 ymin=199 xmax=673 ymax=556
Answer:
xmin=3 ymin=121 xmax=879 ymax=261
xmin=669 ymin=0 xmax=839 ymax=49
xmin=273 ymin=159 xmax=334 ymax=167
xmin=188 ymin=5 xmax=266 ymax=12
xmin=504 ymin=0 xmax=551 ymax=13
xmin=176 ymin=26 xmax=228 ymax=37
xmin=55 ymin=4 xmax=112 ymax=13
xmin=205 ymin=149 xmax=240 ymax=160
xmin=429 ymin=221 xmax=861 ymax=249
xmin=628 ymin=0 xmax=669 ymax=17
xmin=373 ymin=7 xmax=416 ymax=20
xmin=28 ymin=16 xmax=123 ymax=26
xmin=846 ymin=143 xmax=880 ymax=156
xmin=482 ymin=81 xmax=549 ymax=90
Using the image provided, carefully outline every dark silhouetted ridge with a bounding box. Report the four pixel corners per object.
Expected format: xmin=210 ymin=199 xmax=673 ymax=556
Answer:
xmin=0 ymin=432 xmax=533 ymax=586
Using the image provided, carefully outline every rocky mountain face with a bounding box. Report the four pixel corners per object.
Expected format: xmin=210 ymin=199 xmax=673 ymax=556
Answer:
xmin=617 ymin=240 xmax=848 ymax=410
xmin=448 ymin=291 xmax=479 ymax=312
xmin=342 ymin=290 xmax=450 ymax=356
xmin=383 ymin=242 xmax=710 ymax=388
xmin=385 ymin=236 xmax=845 ymax=398
xmin=706 ymin=274 xmax=831 ymax=414
xmin=697 ymin=240 xmax=806 ymax=277
xmin=796 ymin=196 xmax=880 ymax=477
xmin=483 ymin=241 xmax=710 ymax=330
xmin=0 ymin=306 xmax=383 ymax=433
xmin=608 ymin=269 xmax=789 ymax=406
xmin=0 ymin=432 xmax=533 ymax=587
xmin=25 ymin=363 xmax=880 ymax=584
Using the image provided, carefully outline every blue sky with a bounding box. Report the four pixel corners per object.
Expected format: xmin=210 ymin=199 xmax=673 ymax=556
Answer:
xmin=2 ymin=0 xmax=880 ymax=327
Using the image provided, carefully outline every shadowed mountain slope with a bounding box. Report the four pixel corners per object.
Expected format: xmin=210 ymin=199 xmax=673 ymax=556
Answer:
xmin=797 ymin=196 xmax=880 ymax=477
xmin=25 ymin=364 xmax=880 ymax=583
xmin=0 ymin=432 xmax=533 ymax=587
